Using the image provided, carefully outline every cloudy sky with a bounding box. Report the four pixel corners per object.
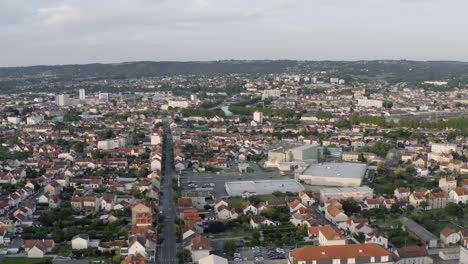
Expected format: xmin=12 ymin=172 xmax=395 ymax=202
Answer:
xmin=1 ymin=0 xmax=467 ymax=67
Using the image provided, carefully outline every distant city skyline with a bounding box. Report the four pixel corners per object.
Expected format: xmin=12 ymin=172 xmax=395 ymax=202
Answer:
xmin=1 ymin=0 xmax=467 ymax=67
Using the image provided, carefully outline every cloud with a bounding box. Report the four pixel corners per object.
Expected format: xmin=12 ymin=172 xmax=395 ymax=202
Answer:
xmin=0 ymin=0 xmax=467 ymax=66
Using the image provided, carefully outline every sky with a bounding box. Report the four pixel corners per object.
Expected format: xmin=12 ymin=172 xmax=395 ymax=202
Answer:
xmin=1 ymin=0 xmax=467 ymax=67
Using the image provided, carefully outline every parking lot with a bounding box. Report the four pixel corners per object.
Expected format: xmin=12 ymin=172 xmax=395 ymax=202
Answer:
xmin=179 ymin=163 xmax=290 ymax=197
xmin=233 ymin=246 xmax=288 ymax=263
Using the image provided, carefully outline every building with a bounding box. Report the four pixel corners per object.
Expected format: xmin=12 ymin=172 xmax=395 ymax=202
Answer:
xmin=357 ymin=98 xmax=383 ymax=108
xmin=461 ymin=238 xmax=468 ymax=264
xmin=401 ymin=217 xmax=438 ymax=248
xmin=186 ymin=235 xmax=211 ymax=263
xmin=98 ymin=93 xmax=110 ymax=102
xmin=318 ymin=225 xmax=346 ymax=246
xmin=267 ymin=143 xmax=320 ymax=165
xmin=150 ymin=133 xmax=162 ymax=145
xmin=168 ymin=99 xmax=190 ymax=108
xmin=253 ymin=111 xmax=263 ymax=123
xmin=198 ymin=254 xmax=228 ymax=264
xmin=79 ymin=89 xmax=86 ymax=100
xmin=225 ymin=179 xmax=304 ymax=197
xmin=440 ymin=227 xmax=461 ymax=246
xmin=131 ymin=201 xmax=152 ymax=226
xmin=320 ymin=186 xmax=373 ymax=202
xmin=288 ymin=244 xmax=392 ymax=264
xmin=263 ymin=89 xmax=281 ymax=98
xmin=394 ymin=246 xmax=433 ymax=264
xmin=55 ymin=94 xmax=70 ymax=106
xmin=439 ymin=176 xmax=457 ymax=193
xmin=298 ymin=162 xmax=367 ymax=187
xmin=97 ymin=138 xmax=127 ymax=150
xmin=71 ymin=234 xmax=89 ymax=250
xmin=431 ymin=143 xmax=457 ymax=154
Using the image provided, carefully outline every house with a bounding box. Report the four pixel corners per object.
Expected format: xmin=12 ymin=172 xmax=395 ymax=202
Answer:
xmin=44 ymin=181 xmax=61 ymax=195
xmin=131 ymin=201 xmax=152 ymax=226
xmin=122 ymin=254 xmax=145 ymax=264
xmin=288 ymin=244 xmax=392 ymax=264
xmin=250 ymin=215 xmax=276 ymax=229
xmin=394 ymin=246 xmax=433 ymax=264
xmin=439 ymin=176 xmax=457 ymax=193
xmin=289 ymin=199 xmax=306 ymax=213
xmin=449 ymin=187 xmax=468 ymax=204
xmin=186 ymin=235 xmax=211 ymax=263
xmin=214 ymin=198 xmax=229 ymax=212
xmin=72 ymin=234 xmax=89 ymax=250
xmin=365 ymin=231 xmax=388 ymax=248
xmin=71 ymin=196 xmax=100 ymax=214
xmin=24 ymin=239 xmax=55 ymax=258
xmin=426 ymin=190 xmax=448 ymax=209
xmin=127 ymin=236 xmax=146 ymax=258
xmin=361 ymin=198 xmax=380 ymax=210
xmin=325 ymin=206 xmax=348 ymax=226
xmin=242 ymin=201 xmax=258 ymax=215
xmin=394 ymin=188 xmax=411 ymax=200
xmin=318 ymin=225 xmax=346 ymax=246
xmin=0 ymin=227 xmax=8 ymax=245
xmin=289 ymin=213 xmax=318 ymax=227
xmin=440 ymin=227 xmax=461 ymax=246
xmin=298 ymin=191 xmax=315 ymax=206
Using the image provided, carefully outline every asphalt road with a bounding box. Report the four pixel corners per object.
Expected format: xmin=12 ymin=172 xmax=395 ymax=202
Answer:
xmin=158 ymin=118 xmax=178 ymax=264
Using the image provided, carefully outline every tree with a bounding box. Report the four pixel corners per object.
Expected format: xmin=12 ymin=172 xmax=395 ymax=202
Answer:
xmin=72 ymin=142 xmax=85 ymax=153
xmin=419 ymin=201 xmax=429 ymax=210
xmin=445 ymin=202 xmax=463 ymax=218
xmin=207 ymin=221 xmax=225 ymax=233
xmin=223 ymin=240 xmax=237 ymax=256
xmin=341 ymin=198 xmax=361 ymax=215
xmin=357 ymin=153 xmax=366 ymax=162
xmin=176 ymin=249 xmax=191 ymax=264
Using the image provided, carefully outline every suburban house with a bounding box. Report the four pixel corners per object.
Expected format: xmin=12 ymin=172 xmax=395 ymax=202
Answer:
xmin=71 ymin=234 xmax=90 ymax=250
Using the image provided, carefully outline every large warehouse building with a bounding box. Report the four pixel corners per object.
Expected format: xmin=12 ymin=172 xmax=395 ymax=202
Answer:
xmin=265 ymin=142 xmax=320 ymax=169
xmin=297 ymin=162 xmax=367 ymax=187
xmin=225 ymin=179 xmax=304 ymax=197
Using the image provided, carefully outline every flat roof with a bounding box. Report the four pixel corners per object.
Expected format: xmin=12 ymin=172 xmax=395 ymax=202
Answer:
xmin=225 ymin=179 xmax=304 ymax=196
xmin=320 ymin=186 xmax=374 ymax=194
xmin=301 ymin=162 xmax=367 ymax=179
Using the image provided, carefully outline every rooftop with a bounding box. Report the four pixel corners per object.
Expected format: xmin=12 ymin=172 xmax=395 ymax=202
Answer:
xmin=225 ymin=179 xmax=304 ymax=196
xmin=301 ymin=162 xmax=367 ymax=179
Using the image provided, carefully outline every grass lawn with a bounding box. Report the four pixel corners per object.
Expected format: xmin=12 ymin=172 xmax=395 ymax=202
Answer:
xmin=1 ymin=257 xmax=51 ymax=264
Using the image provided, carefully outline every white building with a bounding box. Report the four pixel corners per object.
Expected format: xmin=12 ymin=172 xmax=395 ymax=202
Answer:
xmin=357 ymin=98 xmax=383 ymax=108
xmin=79 ymin=89 xmax=86 ymax=100
xmin=461 ymin=239 xmax=468 ymax=264
xmin=97 ymin=138 xmax=127 ymax=150
xmin=71 ymin=234 xmax=89 ymax=250
xmin=168 ymin=100 xmax=190 ymax=108
xmin=55 ymin=94 xmax=70 ymax=106
xmin=298 ymin=162 xmax=367 ymax=187
xmin=431 ymin=143 xmax=457 ymax=154
xmin=263 ymin=89 xmax=281 ymax=98
xmin=150 ymin=133 xmax=162 ymax=145
xmin=253 ymin=111 xmax=263 ymax=123
xmin=98 ymin=93 xmax=110 ymax=102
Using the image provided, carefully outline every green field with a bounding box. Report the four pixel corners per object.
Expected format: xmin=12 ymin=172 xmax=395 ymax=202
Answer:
xmin=1 ymin=257 xmax=51 ymax=264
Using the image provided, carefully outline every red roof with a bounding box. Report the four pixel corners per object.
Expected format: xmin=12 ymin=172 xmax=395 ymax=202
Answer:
xmin=290 ymin=244 xmax=390 ymax=261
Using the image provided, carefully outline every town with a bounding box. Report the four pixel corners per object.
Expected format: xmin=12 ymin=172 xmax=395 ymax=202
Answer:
xmin=0 ymin=62 xmax=468 ymax=264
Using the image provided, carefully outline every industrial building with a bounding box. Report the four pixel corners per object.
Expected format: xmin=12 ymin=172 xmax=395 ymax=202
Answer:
xmin=266 ymin=142 xmax=320 ymax=169
xmin=320 ymin=186 xmax=374 ymax=202
xmin=225 ymin=179 xmax=304 ymax=197
xmin=297 ymin=162 xmax=367 ymax=187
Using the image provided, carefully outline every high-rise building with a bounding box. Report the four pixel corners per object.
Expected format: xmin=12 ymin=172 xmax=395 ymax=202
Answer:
xmin=98 ymin=93 xmax=110 ymax=102
xmin=55 ymin=94 xmax=70 ymax=106
xmin=79 ymin=89 xmax=86 ymax=100
xmin=253 ymin=111 xmax=263 ymax=123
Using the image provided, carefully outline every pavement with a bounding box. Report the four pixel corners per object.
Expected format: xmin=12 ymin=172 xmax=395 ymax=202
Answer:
xmin=158 ymin=118 xmax=178 ymax=264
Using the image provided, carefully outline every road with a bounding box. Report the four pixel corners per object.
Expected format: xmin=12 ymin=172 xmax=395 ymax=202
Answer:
xmin=158 ymin=118 xmax=178 ymax=264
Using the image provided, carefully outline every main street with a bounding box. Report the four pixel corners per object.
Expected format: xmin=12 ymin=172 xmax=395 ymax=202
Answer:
xmin=158 ymin=118 xmax=178 ymax=264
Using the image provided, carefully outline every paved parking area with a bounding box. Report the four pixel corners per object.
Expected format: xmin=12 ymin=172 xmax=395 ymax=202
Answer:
xmin=179 ymin=163 xmax=290 ymax=197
